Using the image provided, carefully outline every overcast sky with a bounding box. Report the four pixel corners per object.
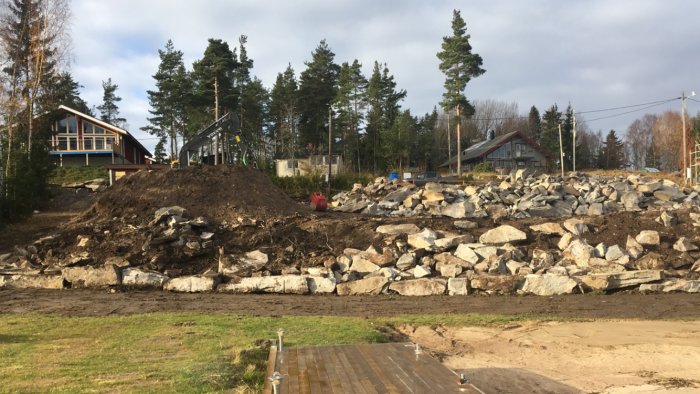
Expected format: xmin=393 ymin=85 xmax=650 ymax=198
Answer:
xmin=70 ymin=0 xmax=700 ymax=153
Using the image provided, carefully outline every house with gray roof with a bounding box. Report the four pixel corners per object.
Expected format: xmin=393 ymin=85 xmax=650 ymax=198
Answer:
xmin=440 ymin=130 xmax=551 ymax=172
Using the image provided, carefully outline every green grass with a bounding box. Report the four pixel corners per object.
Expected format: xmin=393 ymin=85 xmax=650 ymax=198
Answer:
xmin=0 ymin=312 xmax=551 ymax=393
xmin=49 ymin=166 xmax=108 ymax=185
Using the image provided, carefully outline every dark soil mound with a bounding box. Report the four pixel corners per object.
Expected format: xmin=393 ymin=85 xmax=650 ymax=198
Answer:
xmin=78 ymin=165 xmax=303 ymax=224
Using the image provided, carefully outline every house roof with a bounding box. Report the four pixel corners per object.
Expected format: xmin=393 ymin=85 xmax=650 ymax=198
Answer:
xmin=58 ymin=105 xmax=152 ymax=156
xmin=440 ymin=130 xmax=551 ymax=167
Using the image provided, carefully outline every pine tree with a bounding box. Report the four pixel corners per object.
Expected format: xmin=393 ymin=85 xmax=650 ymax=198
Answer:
xmin=437 ymin=9 xmax=485 ymax=175
xmin=44 ymin=72 xmax=90 ymax=114
xmin=297 ymin=40 xmax=340 ymax=152
xmin=539 ymin=104 xmax=562 ymax=165
xmin=598 ymin=129 xmax=625 ymax=169
xmin=239 ymin=78 xmax=269 ymax=168
xmin=97 ymin=78 xmax=127 ymax=128
xmin=561 ymin=105 xmax=575 ymax=170
xmin=153 ymin=136 xmax=167 ymax=163
xmin=527 ymin=106 xmax=541 ymax=142
xmin=269 ymin=64 xmax=299 ymax=159
xmin=334 ymin=60 xmax=367 ymax=173
xmin=365 ymin=61 xmax=406 ymax=173
xmin=189 ymin=38 xmax=239 ymax=134
xmin=143 ymin=40 xmax=192 ymax=159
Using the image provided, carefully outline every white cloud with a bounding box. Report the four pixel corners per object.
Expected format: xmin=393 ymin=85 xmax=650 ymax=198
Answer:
xmin=68 ymin=0 xmax=700 ymax=153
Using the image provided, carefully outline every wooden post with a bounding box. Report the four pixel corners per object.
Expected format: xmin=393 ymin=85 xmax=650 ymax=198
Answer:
xmin=327 ymin=107 xmax=332 ymax=197
xmin=456 ymin=105 xmax=462 ymax=177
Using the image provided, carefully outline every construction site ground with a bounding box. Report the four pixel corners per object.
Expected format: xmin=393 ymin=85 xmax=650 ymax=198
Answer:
xmin=1 ymin=169 xmax=700 ymax=393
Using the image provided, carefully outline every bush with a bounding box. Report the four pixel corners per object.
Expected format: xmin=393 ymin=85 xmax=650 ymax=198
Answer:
xmin=472 ymin=162 xmax=494 ymax=173
xmin=269 ymin=173 xmax=373 ymax=198
xmin=49 ymin=166 xmax=108 ymax=185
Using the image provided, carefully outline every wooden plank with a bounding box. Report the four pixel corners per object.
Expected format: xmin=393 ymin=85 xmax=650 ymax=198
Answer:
xmin=262 ymin=345 xmax=277 ymax=394
xmin=268 ymin=342 xmax=481 ymax=394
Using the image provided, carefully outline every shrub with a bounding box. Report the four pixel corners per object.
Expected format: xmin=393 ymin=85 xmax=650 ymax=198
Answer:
xmin=472 ymin=162 xmax=494 ymax=173
xmin=269 ymin=173 xmax=373 ymax=198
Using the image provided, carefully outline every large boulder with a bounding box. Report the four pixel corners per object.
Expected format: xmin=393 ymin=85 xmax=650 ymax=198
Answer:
xmin=121 ymin=268 xmax=169 ymax=288
xmin=388 ymin=278 xmax=446 ymax=296
xmin=164 ymin=275 xmax=217 ymax=292
xmin=407 ymin=229 xmax=439 ymax=250
xmin=62 ymin=265 xmax=120 ymax=288
xmin=306 ymin=276 xmax=336 ymax=294
xmin=375 ymin=223 xmax=421 ymax=235
xmin=469 ymin=274 xmax=520 ymax=294
xmin=440 ymin=202 xmax=475 ymax=219
xmin=218 ymin=275 xmax=309 ymax=294
xmin=1 ymin=274 xmax=66 ymax=289
xmin=479 ymin=225 xmax=527 ymax=245
xmin=581 ymin=270 xmax=663 ymax=291
xmin=519 ymin=274 xmax=579 ymax=296
xmin=635 ymin=230 xmax=660 ymax=246
xmin=336 ymin=276 xmax=389 ymax=296
xmin=447 ymin=278 xmax=469 ymax=295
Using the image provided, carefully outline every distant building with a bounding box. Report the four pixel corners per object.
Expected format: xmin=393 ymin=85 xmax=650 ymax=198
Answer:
xmin=440 ymin=130 xmax=551 ymax=172
xmin=49 ymin=105 xmax=152 ymax=167
xmin=275 ymin=155 xmax=343 ymax=177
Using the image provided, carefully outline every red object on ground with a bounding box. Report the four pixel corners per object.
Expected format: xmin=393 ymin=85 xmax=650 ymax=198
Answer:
xmin=310 ymin=192 xmax=328 ymax=211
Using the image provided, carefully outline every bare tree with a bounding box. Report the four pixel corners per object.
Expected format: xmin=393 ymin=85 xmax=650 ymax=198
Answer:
xmin=625 ymin=114 xmax=657 ymax=170
xmin=653 ymin=111 xmax=683 ymax=171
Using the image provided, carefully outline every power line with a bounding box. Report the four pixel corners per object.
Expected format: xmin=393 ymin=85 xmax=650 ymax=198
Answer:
xmin=577 ymin=97 xmax=678 ymax=114
xmin=585 ymin=100 xmax=677 ymax=123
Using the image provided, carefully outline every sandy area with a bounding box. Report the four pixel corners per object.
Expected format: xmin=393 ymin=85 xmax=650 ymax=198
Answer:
xmin=399 ymin=320 xmax=700 ymax=394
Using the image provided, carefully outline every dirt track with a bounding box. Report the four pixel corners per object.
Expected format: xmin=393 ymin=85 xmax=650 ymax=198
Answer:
xmin=2 ymin=288 xmax=699 ymax=318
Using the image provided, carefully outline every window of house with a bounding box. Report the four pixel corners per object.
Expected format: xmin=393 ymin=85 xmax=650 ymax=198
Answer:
xmin=83 ymin=122 xmax=94 ymax=134
xmin=286 ymin=159 xmax=297 ymax=169
xmin=84 ymin=138 xmax=93 ymax=150
xmin=58 ymin=137 xmax=67 ymax=150
xmin=106 ymin=137 xmax=114 ymax=148
xmin=94 ymin=126 xmax=105 ymax=134
xmin=95 ymin=138 xmax=104 ymax=150
xmin=67 ymin=116 xmax=77 ymax=133
xmin=68 ymin=138 xmax=77 ymax=150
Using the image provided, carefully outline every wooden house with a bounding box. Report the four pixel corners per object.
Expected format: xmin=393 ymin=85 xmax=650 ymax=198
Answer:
xmin=49 ymin=105 xmax=151 ymax=167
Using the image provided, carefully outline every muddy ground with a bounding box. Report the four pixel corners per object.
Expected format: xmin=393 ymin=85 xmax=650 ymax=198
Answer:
xmin=2 ymin=168 xmax=700 ymax=393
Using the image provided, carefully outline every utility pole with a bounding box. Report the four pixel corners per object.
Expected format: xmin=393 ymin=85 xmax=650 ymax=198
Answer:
xmin=572 ymin=111 xmax=577 ymax=172
xmin=558 ymin=123 xmax=564 ymax=177
xmin=327 ymin=107 xmax=333 ymax=197
xmin=456 ymin=105 xmax=462 ymax=177
xmin=447 ymin=112 xmax=452 ymax=174
xmin=682 ymin=91 xmax=687 ymax=186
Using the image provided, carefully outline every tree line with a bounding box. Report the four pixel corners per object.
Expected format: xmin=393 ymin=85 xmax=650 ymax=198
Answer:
xmin=2 ymin=2 xmax=699 ymax=223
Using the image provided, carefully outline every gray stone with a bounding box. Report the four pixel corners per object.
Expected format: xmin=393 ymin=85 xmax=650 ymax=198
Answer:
xmin=454 ymin=244 xmax=480 ymax=265
xmin=529 ymin=222 xmax=566 ymax=236
xmin=626 ymin=235 xmax=644 ymax=258
xmin=469 ymin=274 xmax=520 ymax=294
xmin=505 ymin=260 xmax=526 ymax=275
xmin=336 ymin=276 xmax=389 ymax=295
xmin=637 ymin=181 xmax=661 ymax=193
xmin=164 ymin=276 xmax=217 ymax=292
xmin=563 ymin=218 xmax=588 ymax=236
xmin=389 ymin=278 xmax=446 ymax=296
xmin=661 ymin=279 xmax=700 ymax=293
xmin=447 ymin=278 xmax=469 ymax=295
xmin=620 ymin=191 xmax=642 ymax=211
xmin=563 ymin=239 xmax=594 ymax=267
xmin=581 ymin=270 xmax=663 ymax=291
xmin=474 ymin=246 xmax=499 ymax=260
xmin=635 ymin=230 xmax=660 ymax=246
xmin=479 ymin=225 xmax=527 ymax=245
xmin=396 ymin=253 xmax=416 ymax=270
xmin=453 ymin=220 xmax=478 ymax=230
xmin=407 ymin=229 xmax=439 ymax=250
xmin=674 ymin=237 xmax=698 ymax=252
xmin=349 ymin=255 xmax=381 ymax=275
xmin=3 ymin=274 xmax=65 ymax=289
xmin=306 ymin=276 xmax=337 ymax=294
xmin=434 ymin=234 xmax=474 ymax=250
xmin=657 ymin=211 xmax=677 ymax=228
xmin=62 ymin=265 xmax=120 ymax=288
xmin=587 ymin=203 xmax=604 ymax=216
xmin=375 ymin=223 xmax=421 ymax=235
xmin=413 ymin=265 xmax=432 ymax=278
xmin=605 ymin=245 xmax=627 ymax=261
xmin=436 ymin=261 xmax=462 ymax=278
xmin=440 ymin=202 xmax=475 ymax=219
xmin=519 ymin=274 xmax=579 ymax=296
xmin=633 ymin=252 xmax=666 ymax=270
xmin=558 ymin=232 xmax=574 ymax=251
xmin=121 ymin=268 xmax=169 ymax=288
xmin=219 ymin=275 xmax=309 ymax=294
xmin=153 ymin=206 xmax=186 ymax=223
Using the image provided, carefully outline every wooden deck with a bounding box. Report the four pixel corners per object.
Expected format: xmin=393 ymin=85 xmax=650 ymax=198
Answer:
xmin=263 ymin=342 xmax=483 ymax=394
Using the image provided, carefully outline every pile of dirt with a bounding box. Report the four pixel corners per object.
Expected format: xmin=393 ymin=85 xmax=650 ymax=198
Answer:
xmin=77 ymin=165 xmax=303 ymax=225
